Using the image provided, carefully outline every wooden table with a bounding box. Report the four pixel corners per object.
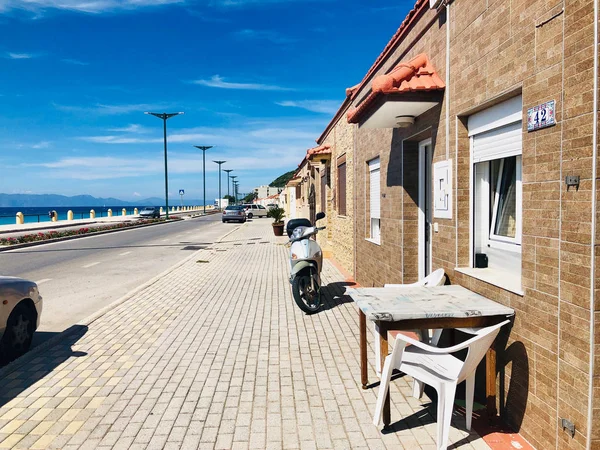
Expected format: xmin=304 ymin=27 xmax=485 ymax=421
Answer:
xmin=346 ymin=285 xmax=515 ymax=428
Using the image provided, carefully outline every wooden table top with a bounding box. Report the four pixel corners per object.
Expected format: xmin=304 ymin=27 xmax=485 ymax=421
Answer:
xmin=346 ymin=285 xmax=515 ymax=322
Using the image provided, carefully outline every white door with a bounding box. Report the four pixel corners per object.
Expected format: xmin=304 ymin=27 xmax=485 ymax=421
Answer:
xmin=290 ymin=188 xmax=296 ymax=219
xmin=418 ymin=139 xmax=432 ymax=280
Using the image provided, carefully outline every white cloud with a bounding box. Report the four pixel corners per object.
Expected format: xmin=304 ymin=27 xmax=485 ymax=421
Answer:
xmin=276 ymin=100 xmax=340 ymax=115
xmin=54 ymin=102 xmax=174 ymax=116
xmin=61 ymin=58 xmax=89 ymax=65
xmin=35 ymin=117 xmax=326 ymax=181
xmin=191 ymin=75 xmax=293 ymax=91
xmin=0 ymin=0 xmax=184 ymax=14
xmin=233 ymin=29 xmax=296 ymax=44
xmin=6 ymin=52 xmax=35 ymax=59
xmin=132 ymin=191 xmax=141 ymax=197
xmin=108 ymin=124 xmax=148 ymax=133
xmin=31 ymin=141 xmax=51 ymax=149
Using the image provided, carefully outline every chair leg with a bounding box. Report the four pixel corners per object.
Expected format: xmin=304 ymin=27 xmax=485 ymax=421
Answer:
xmin=372 ymin=354 xmax=396 ymax=426
xmin=373 ymin=322 xmax=381 ymax=376
xmin=438 ymin=382 xmax=457 ymax=450
xmin=465 ymin=374 xmax=475 ymax=430
xmin=412 ymin=379 xmax=424 ymax=399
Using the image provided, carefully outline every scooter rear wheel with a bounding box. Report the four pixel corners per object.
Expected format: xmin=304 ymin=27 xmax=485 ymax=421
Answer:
xmin=291 ymin=271 xmax=321 ymax=314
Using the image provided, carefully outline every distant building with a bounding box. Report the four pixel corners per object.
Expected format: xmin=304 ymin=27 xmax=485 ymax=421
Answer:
xmin=253 ymin=185 xmax=283 ymax=200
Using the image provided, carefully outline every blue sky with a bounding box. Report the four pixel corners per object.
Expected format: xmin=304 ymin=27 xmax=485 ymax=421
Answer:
xmin=0 ymin=0 xmax=413 ymax=203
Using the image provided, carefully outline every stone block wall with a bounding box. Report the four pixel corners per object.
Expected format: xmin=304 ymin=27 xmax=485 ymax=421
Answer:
xmin=318 ymin=112 xmax=355 ymax=276
xmin=344 ymin=1 xmax=598 ymax=448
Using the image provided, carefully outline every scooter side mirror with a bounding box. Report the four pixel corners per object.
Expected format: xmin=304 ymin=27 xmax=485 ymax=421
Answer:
xmin=316 ymin=212 xmax=326 ymax=221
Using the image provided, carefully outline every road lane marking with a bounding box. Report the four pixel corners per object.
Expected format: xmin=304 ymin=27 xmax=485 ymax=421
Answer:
xmin=119 ymin=251 xmax=132 ymax=256
xmin=83 ymin=262 xmax=100 ymax=268
xmin=35 ymin=278 xmax=52 ymax=285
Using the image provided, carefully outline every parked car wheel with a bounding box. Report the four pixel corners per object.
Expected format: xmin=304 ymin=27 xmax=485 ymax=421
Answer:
xmin=247 ymin=213 xmax=253 ymax=219
xmin=1 ymin=303 xmax=35 ymax=361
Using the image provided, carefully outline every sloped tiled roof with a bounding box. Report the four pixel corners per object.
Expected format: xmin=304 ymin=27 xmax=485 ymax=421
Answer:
xmin=348 ymin=0 xmax=429 ymax=101
xmin=347 ymin=53 xmax=445 ymax=124
xmin=317 ymin=0 xmax=428 ymax=143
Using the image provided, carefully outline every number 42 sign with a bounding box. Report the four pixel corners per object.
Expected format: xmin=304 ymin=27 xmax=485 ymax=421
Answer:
xmin=527 ymin=100 xmax=556 ymax=132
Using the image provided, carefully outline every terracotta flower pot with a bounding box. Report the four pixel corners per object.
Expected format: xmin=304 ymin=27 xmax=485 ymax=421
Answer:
xmin=272 ymin=222 xmax=284 ymax=236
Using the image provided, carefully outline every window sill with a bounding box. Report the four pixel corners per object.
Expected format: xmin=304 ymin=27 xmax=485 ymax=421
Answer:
xmin=365 ymin=238 xmax=381 ymax=246
xmin=455 ymin=267 xmax=524 ymax=296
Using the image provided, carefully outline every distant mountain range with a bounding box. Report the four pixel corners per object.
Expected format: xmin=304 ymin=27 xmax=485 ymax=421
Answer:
xmin=0 ymin=193 xmax=205 ymax=207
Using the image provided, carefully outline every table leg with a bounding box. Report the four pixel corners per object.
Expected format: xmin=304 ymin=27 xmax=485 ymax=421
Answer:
xmin=359 ymin=309 xmax=368 ymax=389
xmin=378 ymin=322 xmax=390 ymax=428
xmin=486 ymin=345 xmax=497 ymax=423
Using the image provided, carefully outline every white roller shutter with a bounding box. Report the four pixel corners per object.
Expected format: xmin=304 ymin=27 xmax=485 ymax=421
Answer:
xmin=472 ymin=122 xmax=522 ymax=163
xmin=369 ymin=158 xmax=380 ymax=219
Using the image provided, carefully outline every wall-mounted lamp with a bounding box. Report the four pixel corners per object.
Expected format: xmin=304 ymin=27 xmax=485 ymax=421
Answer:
xmin=396 ymin=115 xmax=415 ymax=128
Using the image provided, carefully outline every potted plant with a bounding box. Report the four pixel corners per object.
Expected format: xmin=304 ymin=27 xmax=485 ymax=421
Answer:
xmin=267 ymin=205 xmax=285 ymax=236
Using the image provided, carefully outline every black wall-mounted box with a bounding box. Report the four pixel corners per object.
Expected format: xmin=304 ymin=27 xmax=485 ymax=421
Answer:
xmin=475 ymin=253 xmax=488 ymax=268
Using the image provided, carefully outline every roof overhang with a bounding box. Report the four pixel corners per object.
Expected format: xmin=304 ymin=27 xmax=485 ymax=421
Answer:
xmin=347 ymin=53 xmax=445 ymax=129
xmin=287 ymin=176 xmax=301 ymax=187
xmin=356 ymin=91 xmax=443 ymax=129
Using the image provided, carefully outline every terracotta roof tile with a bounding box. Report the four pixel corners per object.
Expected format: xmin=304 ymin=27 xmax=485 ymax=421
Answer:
xmin=317 ymin=0 xmax=428 ymax=144
xmin=347 ymin=53 xmax=444 ymax=124
xmin=349 ymin=0 xmax=428 ymax=101
xmin=306 ymin=144 xmax=331 ymax=159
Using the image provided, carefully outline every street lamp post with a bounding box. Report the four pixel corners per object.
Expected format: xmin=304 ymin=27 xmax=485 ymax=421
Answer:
xmin=233 ymin=180 xmax=239 ymax=204
xmin=223 ymin=169 xmax=233 ymax=199
xmin=193 ymin=146 xmax=213 ymax=215
xmin=145 ymin=112 xmax=184 ymax=220
xmin=213 ymin=160 xmax=226 ymax=210
xmin=230 ymin=176 xmax=238 ymax=204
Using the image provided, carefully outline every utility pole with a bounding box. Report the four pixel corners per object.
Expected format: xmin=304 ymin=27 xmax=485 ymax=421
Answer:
xmin=193 ymin=146 xmax=213 ymax=215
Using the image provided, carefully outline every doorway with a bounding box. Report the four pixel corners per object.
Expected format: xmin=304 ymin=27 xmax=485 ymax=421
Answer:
xmin=418 ymin=139 xmax=432 ymax=280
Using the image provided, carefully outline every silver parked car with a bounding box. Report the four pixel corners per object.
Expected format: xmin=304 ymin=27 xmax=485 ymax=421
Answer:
xmin=222 ymin=205 xmax=247 ymax=223
xmin=0 ymin=276 xmax=43 ymax=361
xmin=242 ymin=204 xmax=268 ymax=219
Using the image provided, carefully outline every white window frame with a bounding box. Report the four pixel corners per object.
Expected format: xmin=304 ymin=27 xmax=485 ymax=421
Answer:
xmin=367 ymin=157 xmax=381 ymax=245
xmin=488 ymin=156 xmax=522 ymax=249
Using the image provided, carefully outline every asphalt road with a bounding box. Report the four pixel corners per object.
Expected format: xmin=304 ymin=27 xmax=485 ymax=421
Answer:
xmin=0 ymin=214 xmax=238 ymax=348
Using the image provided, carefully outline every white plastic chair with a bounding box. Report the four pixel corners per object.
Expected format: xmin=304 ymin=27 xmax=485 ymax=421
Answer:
xmin=373 ymin=320 xmax=510 ymax=450
xmin=383 ymin=268 xmax=446 ymax=289
xmin=373 ymin=269 xmax=447 ymax=376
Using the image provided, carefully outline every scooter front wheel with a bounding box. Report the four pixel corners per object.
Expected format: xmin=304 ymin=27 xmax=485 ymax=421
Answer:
xmin=291 ymin=271 xmax=321 ymax=314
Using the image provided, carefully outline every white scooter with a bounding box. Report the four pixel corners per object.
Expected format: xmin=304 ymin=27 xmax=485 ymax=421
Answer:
xmin=287 ymin=212 xmax=326 ymax=314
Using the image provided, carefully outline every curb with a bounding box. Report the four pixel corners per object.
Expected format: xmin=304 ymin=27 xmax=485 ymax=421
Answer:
xmin=0 ymin=216 xmax=191 ymax=253
xmin=0 ymin=222 xmax=243 ymax=379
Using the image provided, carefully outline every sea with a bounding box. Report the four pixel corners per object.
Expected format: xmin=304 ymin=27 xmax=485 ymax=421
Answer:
xmin=0 ymin=206 xmax=146 ymax=226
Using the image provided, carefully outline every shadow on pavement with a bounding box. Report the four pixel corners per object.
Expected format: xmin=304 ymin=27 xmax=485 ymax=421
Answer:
xmin=0 ymin=325 xmax=88 ymax=407
xmin=319 ymin=281 xmax=356 ymax=313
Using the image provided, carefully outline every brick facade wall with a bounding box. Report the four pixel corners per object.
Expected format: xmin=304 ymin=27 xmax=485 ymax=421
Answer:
xmin=318 ymin=114 xmax=355 ymax=276
xmin=342 ymin=1 xmax=598 ymax=449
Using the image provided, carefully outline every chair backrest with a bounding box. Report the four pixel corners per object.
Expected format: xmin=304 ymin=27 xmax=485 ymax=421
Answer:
xmin=419 ymin=268 xmax=446 ymax=287
xmin=384 ymin=268 xmax=446 ymax=289
xmin=456 ymin=320 xmax=510 ymax=383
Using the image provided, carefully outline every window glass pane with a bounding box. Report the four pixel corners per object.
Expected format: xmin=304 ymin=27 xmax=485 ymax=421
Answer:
xmin=493 ymin=156 xmax=517 ymax=238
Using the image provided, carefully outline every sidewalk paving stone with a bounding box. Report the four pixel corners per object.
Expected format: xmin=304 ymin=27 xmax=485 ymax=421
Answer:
xmin=0 ymin=220 xmax=489 ymax=449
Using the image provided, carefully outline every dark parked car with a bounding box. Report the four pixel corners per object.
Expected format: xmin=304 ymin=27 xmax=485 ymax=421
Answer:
xmin=139 ymin=206 xmax=160 ymax=219
xmin=222 ymin=205 xmax=246 ymax=223
xmin=0 ymin=276 xmax=43 ymax=361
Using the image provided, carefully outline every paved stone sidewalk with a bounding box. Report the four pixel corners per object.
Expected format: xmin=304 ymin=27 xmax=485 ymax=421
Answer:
xmin=0 ymin=220 xmax=489 ymax=449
